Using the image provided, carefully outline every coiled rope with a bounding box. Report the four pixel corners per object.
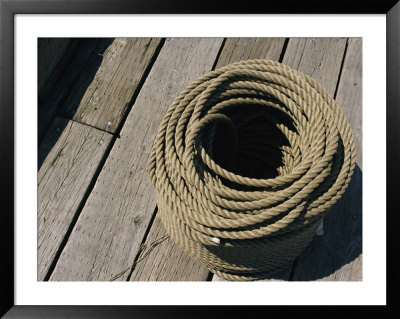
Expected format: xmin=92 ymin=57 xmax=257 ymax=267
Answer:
xmin=148 ymin=59 xmax=356 ymax=281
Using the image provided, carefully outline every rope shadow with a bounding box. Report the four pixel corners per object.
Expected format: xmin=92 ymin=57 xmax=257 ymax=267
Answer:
xmin=291 ymin=164 xmax=362 ymax=280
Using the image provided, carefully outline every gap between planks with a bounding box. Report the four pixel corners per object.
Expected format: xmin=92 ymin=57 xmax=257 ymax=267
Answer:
xmin=38 ymin=39 xmax=102 ymax=144
xmin=130 ymin=37 xmax=291 ymax=282
xmin=290 ymin=38 xmax=362 ymax=281
xmin=38 ymin=38 xmax=165 ymax=281
xmin=48 ymin=38 xmax=225 ymax=281
xmin=38 ymin=118 xmax=113 ymax=280
xmin=212 ymin=37 xmax=351 ymax=281
xmin=57 ymin=38 xmax=163 ymax=134
xmin=44 ymin=37 xmax=362 ymax=282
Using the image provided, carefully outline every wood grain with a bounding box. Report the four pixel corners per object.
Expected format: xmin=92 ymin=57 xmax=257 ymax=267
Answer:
xmin=38 ymin=117 xmax=113 ymax=280
xmin=291 ymin=38 xmax=362 ymax=281
xmin=130 ymin=37 xmax=289 ymax=282
xmin=41 ymin=37 xmax=362 ymax=282
xmin=49 ymin=38 xmax=224 ymax=281
xmin=335 ymin=38 xmax=363 ymax=168
xmin=216 ymin=38 xmax=287 ymax=67
xmin=58 ymin=38 xmax=162 ymax=133
xmin=130 ymin=215 xmax=209 ymax=281
xmin=283 ymin=38 xmax=347 ymax=95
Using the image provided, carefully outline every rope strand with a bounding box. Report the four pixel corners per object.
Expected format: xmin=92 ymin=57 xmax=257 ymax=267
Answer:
xmin=109 ymin=235 xmax=170 ymax=281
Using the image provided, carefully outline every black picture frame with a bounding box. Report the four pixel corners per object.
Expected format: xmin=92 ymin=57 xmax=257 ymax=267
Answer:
xmin=1 ymin=0 xmax=398 ymax=317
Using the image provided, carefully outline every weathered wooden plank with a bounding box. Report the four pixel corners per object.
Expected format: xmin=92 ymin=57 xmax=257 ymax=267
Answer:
xmin=130 ymin=215 xmax=209 ymax=281
xmin=335 ymin=38 xmax=363 ymax=169
xmin=38 ymin=117 xmax=69 ymax=170
xmin=130 ymin=38 xmax=289 ymax=282
xmin=38 ymin=39 xmax=103 ymax=144
xmin=38 ymin=117 xmax=113 ymax=280
xmin=291 ymin=38 xmax=362 ymax=281
xmin=38 ymin=38 xmax=79 ymax=101
xmin=283 ymin=38 xmax=347 ymax=95
xmin=58 ymin=38 xmax=162 ymax=134
xmin=212 ymin=38 xmax=347 ymax=282
xmin=325 ymin=254 xmax=362 ymax=281
xmin=216 ymin=38 xmax=287 ymax=67
xmin=230 ymin=37 xmax=350 ymax=281
xmin=49 ymin=38 xmax=224 ymax=281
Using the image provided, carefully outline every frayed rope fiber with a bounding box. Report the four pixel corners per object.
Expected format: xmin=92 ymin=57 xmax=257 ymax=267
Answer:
xmin=148 ymin=59 xmax=356 ymax=281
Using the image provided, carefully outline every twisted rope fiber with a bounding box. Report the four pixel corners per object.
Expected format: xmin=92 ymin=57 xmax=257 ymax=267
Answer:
xmin=148 ymin=59 xmax=356 ymax=281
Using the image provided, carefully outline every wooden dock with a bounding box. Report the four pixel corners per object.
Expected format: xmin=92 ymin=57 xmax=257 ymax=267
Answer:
xmin=38 ymin=37 xmax=362 ymax=281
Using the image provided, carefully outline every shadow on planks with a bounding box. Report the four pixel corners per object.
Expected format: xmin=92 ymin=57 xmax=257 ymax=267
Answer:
xmin=291 ymin=165 xmax=362 ymax=281
xmin=37 ymin=37 xmax=362 ymax=281
xmin=38 ymin=38 xmax=114 ymax=170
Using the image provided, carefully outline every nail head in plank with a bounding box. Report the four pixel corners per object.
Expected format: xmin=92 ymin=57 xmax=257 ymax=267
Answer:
xmin=38 ymin=117 xmax=113 ymax=280
xmin=49 ymin=38 xmax=224 ymax=281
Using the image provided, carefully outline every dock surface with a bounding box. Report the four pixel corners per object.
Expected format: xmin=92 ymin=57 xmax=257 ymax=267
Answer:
xmin=38 ymin=37 xmax=362 ymax=281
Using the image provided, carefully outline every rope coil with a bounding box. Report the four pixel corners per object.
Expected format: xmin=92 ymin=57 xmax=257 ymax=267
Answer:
xmin=148 ymin=59 xmax=356 ymax=281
